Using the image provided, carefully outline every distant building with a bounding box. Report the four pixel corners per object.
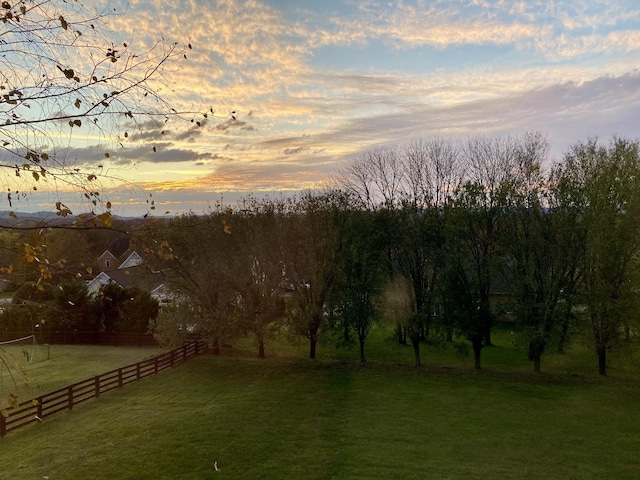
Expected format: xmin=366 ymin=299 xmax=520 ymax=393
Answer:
xmin=87 ymin=246 xmax=169 ymax=306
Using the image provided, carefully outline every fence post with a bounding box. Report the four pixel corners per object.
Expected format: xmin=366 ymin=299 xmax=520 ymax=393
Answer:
xmin=154 ymin=357 xmax=158 ymax=375
xmin=0 ymin=411 xmax=6 ymax=437
xmin=170 ymin=349 xmax=175 ymax=368
xmin=95 ymin=376 xmax=100 ymax=398
xmin=68 ymin=386 xmax=74 ymax=411
xmin=118 ymin=368 xmax=123 ymax=388
xmin=136 ymin=363 xmax=141 ymax=381
xmin=37 ymin=397 xmax=43 ymax=418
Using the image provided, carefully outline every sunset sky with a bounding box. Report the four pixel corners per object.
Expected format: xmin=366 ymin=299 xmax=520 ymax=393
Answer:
xmin=20 ymin=0 xmax=640 ymax=216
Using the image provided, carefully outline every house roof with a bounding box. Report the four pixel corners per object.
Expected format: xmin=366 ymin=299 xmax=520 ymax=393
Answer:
xmin=119 ymin=251 xmax=143 ymax=269
xmin=96 ymin=250 xmax=120 ymax=271
xmin=101 ymin=265 xmax=165 ymax=293
xmin=106 ymin=237 xmax=130 ymax=258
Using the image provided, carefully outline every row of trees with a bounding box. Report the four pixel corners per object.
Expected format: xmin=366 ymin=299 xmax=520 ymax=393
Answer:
xmin=0 ymin=280 xmax=159 ymax=339
xmin=148 ymin=134 xmax=640 ymax=375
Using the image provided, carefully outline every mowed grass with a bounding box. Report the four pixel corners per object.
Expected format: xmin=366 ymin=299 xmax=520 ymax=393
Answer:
xmin=0 ymin=326 xmax=639 ymax=479
xmin=0 ymin=344 xmax=167 ymax=401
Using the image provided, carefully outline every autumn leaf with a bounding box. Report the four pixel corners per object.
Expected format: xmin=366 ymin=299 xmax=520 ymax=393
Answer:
xmin=97 ymin=211 xmax=112 ymax=228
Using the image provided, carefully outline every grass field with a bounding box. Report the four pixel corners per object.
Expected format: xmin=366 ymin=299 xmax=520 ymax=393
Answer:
xmin=0 ymin=326 xmax=639 ymax=479
xmin=0 ymin=343 xmax=167 ymax=401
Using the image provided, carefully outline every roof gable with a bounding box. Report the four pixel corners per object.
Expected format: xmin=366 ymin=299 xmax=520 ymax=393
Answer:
xmin=119 ymin=251 xmax=143 ymax=269
xmin=96 ymin=250 xmax=120 ymax=271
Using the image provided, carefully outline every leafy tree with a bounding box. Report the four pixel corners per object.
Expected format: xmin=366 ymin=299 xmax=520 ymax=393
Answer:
xmin=282 ymin=191 xmax=347 ymax=359
xmin=0 ymin=278 xmax=92 ymax=339
xmin=150 ymin=294 xmax=200 ymax=346
xmin=232 ymin=200 xmax=287 ymax=358
xmin=443 ymin=137 xmax=520 ymax=369
xmin=328 ymin=208 xmax=387 ymax=363
xmin=46 ymin=279 xmax=94 ymax=333
xmin=39 ymin=229 xmax=94 ymax=281
xmin=147 ymin=212 xmax=238 ymax=353
xmin=117 ymin=286 xmax=159 ymax=333
xmin=338 ymin=139 xmax=462 ymax=366
xmin=555 ymin=138 xmax=640 ymax=375
xmin=92 ymin=282 xmax=158 ymax=333
xmin=499 ymin=134 xmax=581 ymax=372
xmin=393 ymin=204 xmax=444 ymax=366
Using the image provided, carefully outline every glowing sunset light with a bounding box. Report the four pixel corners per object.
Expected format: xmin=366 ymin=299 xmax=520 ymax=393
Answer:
xmin=7 ymin=0 xmax=640 ymax=216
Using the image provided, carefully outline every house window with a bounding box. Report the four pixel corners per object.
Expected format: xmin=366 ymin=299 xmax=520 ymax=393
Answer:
xmin=105 ymin=259 xmax=111 ymax=268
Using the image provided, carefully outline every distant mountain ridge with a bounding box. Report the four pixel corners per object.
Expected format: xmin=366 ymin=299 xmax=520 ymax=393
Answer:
xmin=0 ymin=211 xmax=135 ymax=228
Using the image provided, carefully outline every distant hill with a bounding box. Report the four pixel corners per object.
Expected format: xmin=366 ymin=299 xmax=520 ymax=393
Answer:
xmin=0 ymin=211 xmax=137 ymax=229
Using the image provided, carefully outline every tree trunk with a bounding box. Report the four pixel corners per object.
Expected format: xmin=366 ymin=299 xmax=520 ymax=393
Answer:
xmin=309 ymin=336 xmax=317 ymax=359
xmin=359 ymin=338 xmax=366 ymax=363
xmin=533 ymin=356 xmax=541 ymax=373
xmin=210 ymin=337 xmax=220 ymax=355
xmin=557 ymin=320 xmax=569 ymax=353
xmin=258 ymin=337 xmax=265 ymax=358
xmin=472 ymin=336 xmax=483 ymax=370
xmin=625 ymin=323 xmax=630 ymax=342
xmin=396 ymin=323 xmax=406 ymax=345
xmin=529 ymin=337 xmax=545 ymax=373
xmin=483 ymin=326 xmax=493 ymax=346
xmin=597 ymin=345 xmax=607 ymax=376
xmin=424 ymin=317 xmax=431 ymax=342
xmin=411 ymin=335 xmax=421 ymax=367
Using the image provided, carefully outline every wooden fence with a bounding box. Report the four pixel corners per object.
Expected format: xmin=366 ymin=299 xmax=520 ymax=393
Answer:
xmin=0 ymin=339 xmax=204 ymax=437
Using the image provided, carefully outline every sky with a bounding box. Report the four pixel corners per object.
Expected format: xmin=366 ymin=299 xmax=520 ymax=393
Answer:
xmin=12 ymin=0 xmax=640 ymax=216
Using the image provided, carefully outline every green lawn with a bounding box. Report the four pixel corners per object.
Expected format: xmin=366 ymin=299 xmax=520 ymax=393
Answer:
xmin=0 ymin=344 xmax=167 ymax=401
xmin=0 ymin=327 xmax=639 ymax=479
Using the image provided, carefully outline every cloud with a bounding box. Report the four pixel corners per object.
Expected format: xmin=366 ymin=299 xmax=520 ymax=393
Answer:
xmin=29 ymin=0 xmax=638 ymax=216
xmin=214 ymin=117 xmax=256 ymax=132
xmin=62 ymin=143 xmax=215 ymax=167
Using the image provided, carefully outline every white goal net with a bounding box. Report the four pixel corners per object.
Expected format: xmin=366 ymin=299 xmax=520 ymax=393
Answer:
xmin=0 ymin=334 xmax=45 ymax=365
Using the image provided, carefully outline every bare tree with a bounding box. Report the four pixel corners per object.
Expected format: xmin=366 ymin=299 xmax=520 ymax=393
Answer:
xmin=401 ymin=138 xmax=463 ymax=208
xmin=1 ymin=0 xmax=200 ymax=212
xmin=338 ymin=145 xmax=402 ymax=210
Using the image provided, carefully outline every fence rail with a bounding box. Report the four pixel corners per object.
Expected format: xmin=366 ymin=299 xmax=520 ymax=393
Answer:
xmin=0 ymin=339 xmax=204 ymax=437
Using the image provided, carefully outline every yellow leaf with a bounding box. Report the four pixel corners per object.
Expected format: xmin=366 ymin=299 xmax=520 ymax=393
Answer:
xmin=1 ymin=409 xmax=8 ymax=418
xmin=86 ymin=267 xmax=93 ymax=274
xmin=24 ymin=245 xmax=37 ymax=263
xmin=32 ymin=399 xmax=39 ymax=406
xmin=97 ymin=212 xmax=112 ymax=228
